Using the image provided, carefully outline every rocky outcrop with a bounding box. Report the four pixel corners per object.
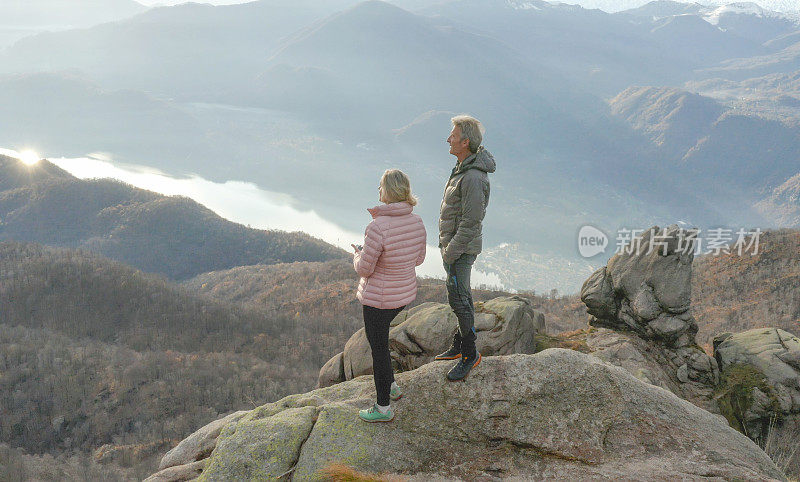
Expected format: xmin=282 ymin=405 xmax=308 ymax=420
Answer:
xmin=318 ymin=296 xmax=545 ymax=388
xmin=580 ymin=224 xmax=720 ymax=410
xmin=150 ymin=349 xmax=786 ymax=481
xmin=585 ymin=327 xmax=720 ymax=413
xmin=713 ymin=328 xmax=800 ymax=436
xmin=582 ymin=224 xmax=698 ymax=346
xmin=144 ymin=460 xmax=205 ymax=482
xmin=144 ymin=411 xmax=249 ymax=482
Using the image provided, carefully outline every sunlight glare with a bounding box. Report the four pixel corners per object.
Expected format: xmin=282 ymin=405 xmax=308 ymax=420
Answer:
xmin=19 ymin=150 xmax=40 ymax=166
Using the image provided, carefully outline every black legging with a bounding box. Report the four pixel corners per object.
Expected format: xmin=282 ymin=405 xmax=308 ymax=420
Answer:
xmin=363 ymin=304 xmax=406 ymax=406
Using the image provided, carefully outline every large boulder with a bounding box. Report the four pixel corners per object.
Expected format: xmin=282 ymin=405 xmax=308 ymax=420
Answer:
xmin=144 ymin=460 xmax=205 ymax=482
xmin=713 ymin=328 xmax=800 ymax=436
xmin=145 ymin=410 xmax=249 ymax=482
xmin=580 ymin=224 xmax=720 ymax=407
xmin=160 ymin=411 xmax=249 ymax=470
xmin=585 ymin=327 xmax=720 ymax=413
xmin=151 ymin=349 xmax=785 ymax=481
xmin=582 ymin=224 xmax=699 ymax=347
xmin=318 ymin=296 xmax=545 ymax=388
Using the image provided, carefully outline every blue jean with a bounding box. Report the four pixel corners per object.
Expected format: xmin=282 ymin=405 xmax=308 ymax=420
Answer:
xmin=444 ymin=253 xmax=478 ymax=357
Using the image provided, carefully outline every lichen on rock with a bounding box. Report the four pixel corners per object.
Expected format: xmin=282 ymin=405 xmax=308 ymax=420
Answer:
xmin=150 ymin=349 xmax=787 ymax=481
xmin=714 ymin=328 xmax=800 ymax=438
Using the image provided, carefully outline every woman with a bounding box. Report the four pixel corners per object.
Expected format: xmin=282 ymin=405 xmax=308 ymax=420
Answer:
xmin=351 ymin=169 xmax=427 ymax=423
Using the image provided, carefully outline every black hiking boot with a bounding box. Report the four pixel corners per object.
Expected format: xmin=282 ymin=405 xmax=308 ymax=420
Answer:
xmin=434 ymin=334 xmax=462 ymax=360
xmin=447 ymin=352 xmax=481 ymax=381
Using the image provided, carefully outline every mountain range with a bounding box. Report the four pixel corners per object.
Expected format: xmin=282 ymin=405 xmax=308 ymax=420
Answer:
xmin=571 ymin=0 xmax=800 ymax=14
xmin=0 ymin=161 xmax=797 ymax=480
xmin=3 ymin=2 xmax=800 ymax=477
xmin=1 ymin=0 xmax=799 ymax=294
xmin=608 ymin=86 xmax=800 ymax=218
xmin=0 ymin=154 xmax=346 ymax=280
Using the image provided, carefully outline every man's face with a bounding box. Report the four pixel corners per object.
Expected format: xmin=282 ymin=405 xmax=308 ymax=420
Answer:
xmin=447 ymin=125 xmax=469 ymax=158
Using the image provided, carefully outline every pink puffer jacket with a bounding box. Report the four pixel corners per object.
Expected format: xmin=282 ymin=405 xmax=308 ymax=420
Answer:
xmin=354 ymin=202 xmax=427 ymax=309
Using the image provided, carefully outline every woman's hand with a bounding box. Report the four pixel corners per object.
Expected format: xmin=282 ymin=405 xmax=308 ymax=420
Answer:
xmin=351 ymin=244 xmax=363 ymax=255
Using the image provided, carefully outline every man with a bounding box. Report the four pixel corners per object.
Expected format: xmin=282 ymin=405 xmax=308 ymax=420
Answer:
xmin=435 ymin=115 xmax=496 ymax=381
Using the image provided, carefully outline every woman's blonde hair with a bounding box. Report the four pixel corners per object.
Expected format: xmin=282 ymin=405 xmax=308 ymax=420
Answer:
xmin=380 ymin=169 xmax=418 ymax=206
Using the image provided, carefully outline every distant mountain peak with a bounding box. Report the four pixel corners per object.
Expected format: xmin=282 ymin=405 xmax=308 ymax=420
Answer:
xmin=599 ymin=0 xmax=799 ymax=16
xmin=651 ymin=11 xmax=721 ymax=32
xmin=506 ymin=0 xmax=551 ymax=10
xmin=0 ymin=154 xmax=74 ymax=191
xmin=704 ymin=2 xmax=786 ymax=24
xmin=620 ymin=0 xmax=707 ymax=18
xmin=617 ymin=0 xmax=799 ymax=23
xmin=315 ymin=0 xmax=418 ymax=30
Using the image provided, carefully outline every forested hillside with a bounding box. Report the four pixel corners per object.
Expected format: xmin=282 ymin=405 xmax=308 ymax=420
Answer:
xmin=0 ymin=155 xmax=347 ymax=280
xmin=692 ymin=228 xmax=800 ymax=348
xmin=0 ymin=242 xmax=353 ymax=479
xmin=3 ymin=225 xmax=798 ymax=479
xmin=184 ymin=258 xmax=589 ymax=334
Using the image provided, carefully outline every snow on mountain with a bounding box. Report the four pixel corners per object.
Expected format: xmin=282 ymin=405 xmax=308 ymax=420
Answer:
xmin=555 ymin=0 xmax=800 ymax=15
xmin=704 ymin=2 xmax=798 ymax=24
xmin=703 ymin=0 xmax=800 ymax=13
xmin=508 ymin=1 xmax=545 ymax=10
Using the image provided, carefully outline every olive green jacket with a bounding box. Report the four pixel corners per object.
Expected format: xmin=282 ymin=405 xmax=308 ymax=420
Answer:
xmin=438 ymin=146 xmax=496 ymax=265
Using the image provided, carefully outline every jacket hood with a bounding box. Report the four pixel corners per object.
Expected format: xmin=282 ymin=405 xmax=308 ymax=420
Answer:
xmin=368 ymin=201 xmax=413 ymax=218
xmin=455 ymin=146 xmax=496 ymax=175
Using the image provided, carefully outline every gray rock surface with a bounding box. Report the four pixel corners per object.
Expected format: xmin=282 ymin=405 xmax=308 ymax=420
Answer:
xmin=586 ymin=327 xmax=720 ymax=413
xmin=157 ymin=410 xmax=249 ymax=471
xmin=580 ymin=224 xmax=720 ymax=408
xmin=714 ymin=328 xmax=800 ymax=432
xmin=156 ymin=349 xmax=784 ymax=481
xmin=582 ymin=224 xmax=699 ymax=347
xmin=144 ymin=460 xmax=206 ymax=482
xmin=316 ymin=352 xmax=344 ymax=388
xmin=318 ymin=296 xmax=545 ymax=388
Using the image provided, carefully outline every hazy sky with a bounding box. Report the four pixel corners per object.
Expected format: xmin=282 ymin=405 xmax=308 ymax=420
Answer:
xmin=136 ymin=0 xmax=249 ymax=5
xmin=134 ymin=0 xmax=799 ymax=14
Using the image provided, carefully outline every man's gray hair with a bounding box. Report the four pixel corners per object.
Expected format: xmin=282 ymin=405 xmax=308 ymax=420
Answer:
xmin=451 ymin=115 xmax=485 ymax=153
